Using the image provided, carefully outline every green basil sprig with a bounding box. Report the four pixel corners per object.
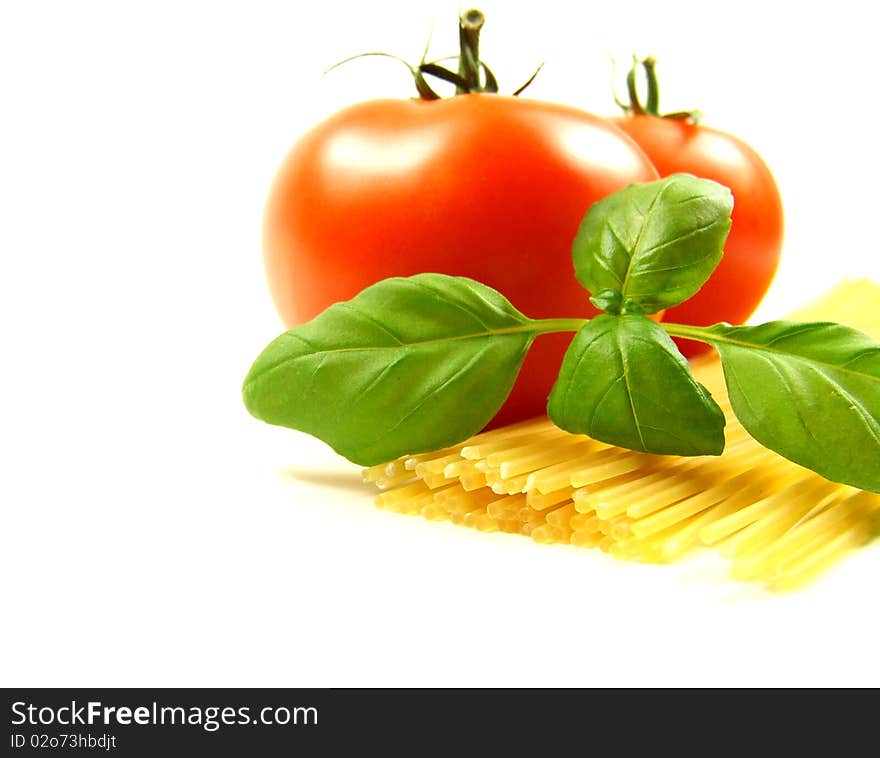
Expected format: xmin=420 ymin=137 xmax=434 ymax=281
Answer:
xmin=243 ymin=174 xmax=880 ymax=493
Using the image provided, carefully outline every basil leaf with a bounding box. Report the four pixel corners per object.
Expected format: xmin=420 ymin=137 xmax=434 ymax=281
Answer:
xmin=695 ymin=320 xmax=880 ymax=493
xmin=242 ymin=274 xmax=538 ymax=466
xmin=572 ymin=174 xmax=733 ymax=314
xmin=547 ymin=315 xmax=726 ymax=455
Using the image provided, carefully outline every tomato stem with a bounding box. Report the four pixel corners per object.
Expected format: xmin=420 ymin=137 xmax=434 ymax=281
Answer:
xmin=619 ymin=56 xmax=702 ymax=123
xmin=457 ymin=9 xmax=485 ymax=93
xmin=328 ymin=9 xmax=531 ymax=99
xmin=625 ymin=58 xmax=646 ymax=115
xmin=623 ymin=55 xmax=659 ymax=115
xmin=642 ymin=56 xmax=660 ymax=115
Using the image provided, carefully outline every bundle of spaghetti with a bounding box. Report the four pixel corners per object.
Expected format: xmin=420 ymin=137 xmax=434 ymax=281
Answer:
xmin=363 ymin=280 xmax=880 ymax=590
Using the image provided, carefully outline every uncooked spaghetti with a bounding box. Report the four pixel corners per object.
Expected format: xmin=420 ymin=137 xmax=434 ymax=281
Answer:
xmin=363 ymin=281 xmax=880 ymax=590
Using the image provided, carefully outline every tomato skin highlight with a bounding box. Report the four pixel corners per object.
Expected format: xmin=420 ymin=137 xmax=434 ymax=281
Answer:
xmin=613 ymin=115 xmax=784 ymax=355
xmin=264 ymin=95 xmax=659 ymax=427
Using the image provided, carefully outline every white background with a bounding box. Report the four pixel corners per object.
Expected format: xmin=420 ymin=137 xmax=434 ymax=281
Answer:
xmin=2 ymin=0 xmax=878 ymax=687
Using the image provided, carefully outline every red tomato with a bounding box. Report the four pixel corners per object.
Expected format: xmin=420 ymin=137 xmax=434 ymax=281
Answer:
xmin=264 ymin=95 xmax=658 ymax=427
xmin=613 ymin=115 xmax=784 ymax=355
